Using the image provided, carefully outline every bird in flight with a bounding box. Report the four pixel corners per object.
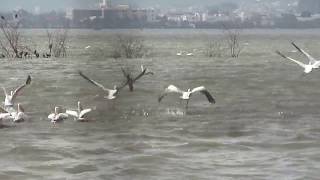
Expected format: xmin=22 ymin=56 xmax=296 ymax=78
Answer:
xmin=276 ymin=50 xmax=314 ymax=74
xmin=158 ymin=85 xmax=215 ymax=108
xmin=79 ymin=71 xmax=124 ymax=99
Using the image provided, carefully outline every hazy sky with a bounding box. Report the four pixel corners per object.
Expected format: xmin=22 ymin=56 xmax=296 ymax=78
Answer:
xmin=0 ymin=0 xmax=294 ymax=12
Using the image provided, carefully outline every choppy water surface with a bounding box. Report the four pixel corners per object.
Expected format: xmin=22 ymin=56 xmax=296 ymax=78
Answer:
xmin=0 ymin=29 xmax=320 ymax=179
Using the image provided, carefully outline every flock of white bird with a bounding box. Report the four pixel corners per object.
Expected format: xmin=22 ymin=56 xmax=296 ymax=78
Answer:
xmin=0 ymin=42 xmax=315 ymax=126
xmin=0 ymin=65 xmax=215 ymax=125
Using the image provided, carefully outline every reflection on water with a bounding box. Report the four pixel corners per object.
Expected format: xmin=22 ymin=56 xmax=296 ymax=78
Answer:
xmin=0 ymin=29 xmax=319 ymax=179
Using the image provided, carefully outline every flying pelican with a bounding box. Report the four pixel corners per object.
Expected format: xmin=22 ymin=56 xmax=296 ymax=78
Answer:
xmin=66 ymin=101 xmax=92 ymax=122
xmin=291 ymin=42 xmax=320 ymax=68
xmin=3 ymin=75 xmax=32 ymax=108
xmin=11 ymin=103 xmax=27 ymax=123
xmin=85 ymin=45 xmax=91 ymax=49
xmin=121 ymin=65 xmax=154 ymax=92
xmin=48 ymin=106 xmax=69 ymax=123
xmin=158 ymin=85 xmax=215 ymax=108
xmin=79 ymin=71 xmax=123 ymax=99
xmin=276 ymin=50 xmax=313 ymax=73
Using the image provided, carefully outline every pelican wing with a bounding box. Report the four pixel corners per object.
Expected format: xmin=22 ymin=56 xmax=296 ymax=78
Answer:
xmin=66 ymin=110 xmax=79 ymax=117
xmin=2 ymin=87 xmax=7 ymax=96
xmin=158 ymin=85 xmax=183 ymax=102
xmin=291 ymin=42 xmax=317 ymax=64
xmin=58 ymin=113 xmax=69 ymax=119
xmin=191 ymin=86 xmax=215 ymax=104
xmin=12 ymin=75 xmax=31 ymax=101
xmin=276 ymin=51 xmax=306 ymax=68
xmin=79 ymin=108 xmax=92 ymax=118
xmin=79 ymin=71 xmax=110 ymax=91
xmin=48 ymin=113 xmax=55 ymax=119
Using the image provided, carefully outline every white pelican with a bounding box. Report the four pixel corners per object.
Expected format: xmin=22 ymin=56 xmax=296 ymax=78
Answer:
xmin=85 ymin=45 xmax=91 ymax=49
xmin=176 ymin=51 xmax=183 ymax=56
xmin=0 ymin=106 xmax=14 ymax=122
xmin=11 ymin=103 xmax=27 ymax=123
xmin=48 ymin=106 xmax=69 ymax=123
xmin=276 ymin=50 xmax=313 ymax=74
xmin=291 ymin=42 xmax=320 ymax=68
xmin=158 ymin=85 xmax=215 ymax=108
xmin=3 ymin=75 xmax=31 ymax=108
xmin=186 ymin=52 xmax=194 ymax=56
xmin=79 ymin=71 xmax=123 ymax=99
xmin=121 ymin=65 xmax=154 ymax=92
xmin=66 ymin=101 xmax=92 ymax=122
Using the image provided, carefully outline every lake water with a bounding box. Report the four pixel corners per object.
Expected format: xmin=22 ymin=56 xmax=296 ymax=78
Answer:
xmin=0 ymin=29 xmax=320 ymax=179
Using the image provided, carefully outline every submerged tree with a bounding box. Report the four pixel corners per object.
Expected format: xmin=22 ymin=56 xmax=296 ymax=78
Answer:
xmin=46 ymin=29 xmax=69 ymax=58
xmin=112 ymin=34 xmax=147 ymax=59
xmin=0 ymin=14 xmax=24 ymax=58
xmin=205 ymin=38 xmax=223 ymax=58
xmin=223 ymin=24 xmax=243 ymax=58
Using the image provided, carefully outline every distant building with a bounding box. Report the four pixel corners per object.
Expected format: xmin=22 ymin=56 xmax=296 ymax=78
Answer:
xmin=298 ymin=0 xmax=320 ymax=13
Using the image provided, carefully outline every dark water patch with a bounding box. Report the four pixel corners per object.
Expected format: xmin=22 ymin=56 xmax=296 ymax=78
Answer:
xmin=64 ymin=164 xmax=98 ymax=174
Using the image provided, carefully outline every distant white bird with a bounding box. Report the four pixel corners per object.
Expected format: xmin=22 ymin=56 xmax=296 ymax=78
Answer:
xmin=2 ymin=75 xmax=31 ymax=108
xmin=85 ymin=45 xmax=91 ymax=49
xmin=11 ymin=103 xmax=28 ymax=123
xmin=186 ymin=52 xmax=194 ymax=56
xmin=276 ymin=50 xmax=313 ymax=74
xmin=79 ymin=71 xmax=122 ymax=99
xmin=158 ymin=85 xmax=215 ymax=108
xmin=66 ymin=101 xmax=92 ymax=122
xmin=291 ymin=42 xmax=320 ymax=68
xmin=176 ymin=51 xmax=183 ymax=56
xmin=48 ymin=106 xmax=69 ymax=123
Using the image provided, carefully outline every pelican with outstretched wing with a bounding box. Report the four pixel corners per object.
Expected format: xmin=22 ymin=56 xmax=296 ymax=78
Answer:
xmin=66 ymin=101 xmax=92 ymax=122
xmin=159 ymin=85 xmax=215 ymax=108
xmin=3 ymin=75 xmax=31 ymax=108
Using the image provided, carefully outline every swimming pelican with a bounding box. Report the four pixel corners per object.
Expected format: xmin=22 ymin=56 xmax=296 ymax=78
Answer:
xmin=158 ymin=85 xmax=215 ymax=108
xmin=276 ymin=50 xmax=313 ymax=73
xmin=176 ymin=51 xmax=183 ymax=56
xmin=85 ymin=45 xmax=91 ymax=49
xmin=66 ymin=101 xmax=92 ymax=122
xmin=121 ymin=65 xmax=154 ymax=92
xmin=0 ymin=106 xmax=14 ymax=122
xmin=11 ymin=103 xmax=27 ymax=123
xmin=48 ymin=106 xmax=69 ymax=123
xmin=79 ymin=71 xmax=123 ymax=99
xmin=186 ymin=52 xmax=194 ymax=56
xmin=3 ymin=75 xmax=32 ymax=108
xmin=291 ymin=42 xmax=320 ymax=68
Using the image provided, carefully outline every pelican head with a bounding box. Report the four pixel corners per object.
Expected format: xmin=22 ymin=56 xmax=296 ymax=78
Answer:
xmin=187 ymin=88 xmax=191 ymax=92
xmin=114 ymin=85 xmax=118 ymax=90
xmin=10 ymin=91 xmax=13 ymax=96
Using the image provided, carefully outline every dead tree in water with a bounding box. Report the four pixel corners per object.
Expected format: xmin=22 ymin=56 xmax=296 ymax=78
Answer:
xmin=46 ymin=29 xmax=68 ymax=58
xmin=0 ymin=15 xmax=22 ymax=58
xmin=112 ymin=34 xmax=147 ymax=59
xmin=120 ymin=65 xmax=154 ymax=91
xmin=223 ymin=24 xmax=243 ymax=58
